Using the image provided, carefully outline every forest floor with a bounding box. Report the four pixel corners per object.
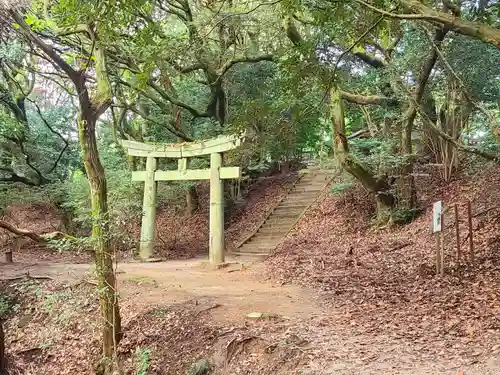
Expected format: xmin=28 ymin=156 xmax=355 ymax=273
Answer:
xmin=2 ymin=255 xmax=499 ymax=375
xmin=2 ymin=165 xmax=500 ymax=374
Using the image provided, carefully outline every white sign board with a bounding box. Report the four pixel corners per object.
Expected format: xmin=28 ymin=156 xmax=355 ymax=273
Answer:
xmin=433 ymin=201 xmax=442 ymax=233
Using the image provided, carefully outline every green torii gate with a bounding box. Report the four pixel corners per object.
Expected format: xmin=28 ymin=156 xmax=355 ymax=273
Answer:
xmin=121 ymin=134 xmax=243 ymax=264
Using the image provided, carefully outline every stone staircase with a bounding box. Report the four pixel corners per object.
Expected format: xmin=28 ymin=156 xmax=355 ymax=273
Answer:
xmin=231 ymin=168 xmax=333 ymax=258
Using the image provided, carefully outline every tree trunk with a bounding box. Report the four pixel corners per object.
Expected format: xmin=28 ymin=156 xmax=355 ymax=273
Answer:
xmin=186 ymin=184 xmax=199 ymax=216
xmin=399 ymin=104 xmax=417 ymax=210
xmin=420 ymin=91 xmax=439 ymax=160
xmin=330 ymin=88 xmax=395 ymax=221
xmin=398 ymin=23 xmax=449 ymax=210
xmin=436 ymin=81 xmax=472 ymax=181
xmin=78 ymin=110 xmax=122 ymax=360
xmin=0 ymin=321 xmax=6 ymax=375
xmin=10 ymin=10 xmax=122 ymax=370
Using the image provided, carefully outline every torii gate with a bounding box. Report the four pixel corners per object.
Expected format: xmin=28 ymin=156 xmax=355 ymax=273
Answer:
xmin=121 ymin=134 xmax=243 ymax=264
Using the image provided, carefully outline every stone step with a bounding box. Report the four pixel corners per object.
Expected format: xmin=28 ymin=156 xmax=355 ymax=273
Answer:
xmin=250 ymin=237 xmax=284 ymax=246
xmin=279 ymin=199 xmax=314 ymax=207
xmin=261 ymin=220 xmax=296 ymax=228
xmin=276 ymin=202 xmax=308 ymax=209
xmin=253 ymin=231 xmax=289 ymax=239
xmin=247 ymin=240 xmax=281 ymax=248
xmin=231 ymin=251 xmax=269 ymax=259
xmin=264 ymin=215 xmax=297 ymax=223
xmin=292 ymin=187 xmax=323 ymax=193
xmin=269 ymin=212 xmax=301 ymax=219
xmin=257 ymin=227 xmax=289 ymax=234
xmin=249 ymin=234 xmax=282 ymax=243
xmin=233 ymin=172 xmax=331 ymax=255
xmin=256 ymin=224 xmax=292 ymax=232
xmin=285 ymin=193 xmax=319 ymax=200
xmin=275 ymin=207 xmax=307 ymax=214
xmin=281 ymin=199 xmax=316 ymax=206
xmin=238 ymin=244 xmax=274 ymax=253
xmin=274 ymin=206 xmax=307 ymax=214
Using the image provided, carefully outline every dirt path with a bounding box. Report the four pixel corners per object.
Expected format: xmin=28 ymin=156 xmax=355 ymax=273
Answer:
xmin=2 ymin=257 xmax=499 ymax=375
xmin=1 ymin=257 xmax=324 ymax=325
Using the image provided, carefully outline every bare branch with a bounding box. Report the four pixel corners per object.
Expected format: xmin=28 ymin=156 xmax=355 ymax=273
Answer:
xmin=27 ymin=98 xmax=70 ymax=174
xmin=213 ymin=54 xmax=275 ymax=85
xmin=10 ymin=11 xmax=81 ymax=82
xmin=17 ymin=139 xmax=47 ymax=184
xmin=0 ymin=220 xmax=73 ymax=242
xmin=353 ymin=51 xmax=387 ymax=68
xmin=128 ymin=105 xmax=193 ymax=142
xmin=341 ymin=91 xmax=384 ymax=105
xmin=147 ymin=80 xmax=207 ymax=117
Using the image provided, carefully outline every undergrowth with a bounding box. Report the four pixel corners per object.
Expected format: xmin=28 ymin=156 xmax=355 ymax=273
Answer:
xmin=134 ymin=347 xmax=152 ymax=375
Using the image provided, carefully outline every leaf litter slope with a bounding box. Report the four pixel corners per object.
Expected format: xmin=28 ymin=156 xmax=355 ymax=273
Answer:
xmin=268 ymin=164 xmax=500 ymax=374
xmin=2 ymin=259 xmax=318 ymax=375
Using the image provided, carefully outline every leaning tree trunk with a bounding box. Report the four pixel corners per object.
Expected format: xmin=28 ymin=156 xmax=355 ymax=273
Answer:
xmin=78 ymin=109 xmax=122 ymax=360
xmin=331 ymin=88 xmax=395 ymax=222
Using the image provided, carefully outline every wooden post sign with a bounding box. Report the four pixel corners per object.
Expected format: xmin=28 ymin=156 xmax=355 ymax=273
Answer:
xmin=433 ymin=201 xmax=444 ymax=276
xmin=121 ymin=135 xmax=243 ymax=264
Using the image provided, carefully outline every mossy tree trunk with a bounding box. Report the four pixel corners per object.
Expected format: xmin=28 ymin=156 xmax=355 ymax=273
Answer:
xmin=80 ymin=44 xmax=122 ymax=360
xmin=78 ymin=111 xmax=122 ymax=358
xmin=330 ymin=88 xmax=395 ymax=221
xmin=13 ymin=12 xmax=122 ymax=364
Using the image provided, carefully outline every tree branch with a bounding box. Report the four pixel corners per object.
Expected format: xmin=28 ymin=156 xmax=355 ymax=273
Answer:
xmin=10 ymin=11 xmax=81 ymax=81
xmin=421 ymin=25 xmax=496 ymax=125
xmin=147 ymin=80 xmax=208 ymax=117
xmin=395 ymin=79 xmax=499 ymax=162
xmin=0 ymin=220 xmax=73 ymax=242
xmin=217 ymin=54 xmax=276 ymax=78
xmin=128 ymin=105 xmax=193 ymax=142
xmin=27 ymin=98 xmax=70 ymax=174
xmin=17 ymin=139 xmax=47 ymax=184
xmin=355 ymin=0 xmax=500 ymax=48
xmin=353 ymin=51 xmax=387 ymax=68
xmin=341 ymin=91 xmax=384 ymax=105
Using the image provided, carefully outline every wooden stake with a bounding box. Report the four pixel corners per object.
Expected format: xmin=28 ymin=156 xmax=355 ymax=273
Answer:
xmin=467 ymin=200 xmax=474 ymax=265
xmin=440 ymin=210 xmax=445 ymax=276
xmin=139 ymin=156 xmax=157 ymax=261
xmin=4 ymin=251 xmax=12 ymax=263
xmin=436 ymin=235 xmax=442 ymax=276
xmin=454 ymin=204 xmax=461 ymax=263
xmin=209 ymin=152 xmax=224 ymax=264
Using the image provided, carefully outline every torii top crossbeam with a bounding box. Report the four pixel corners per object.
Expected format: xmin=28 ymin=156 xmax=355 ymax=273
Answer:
xmin=120 ymin=134 xmax=243 ymax=158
